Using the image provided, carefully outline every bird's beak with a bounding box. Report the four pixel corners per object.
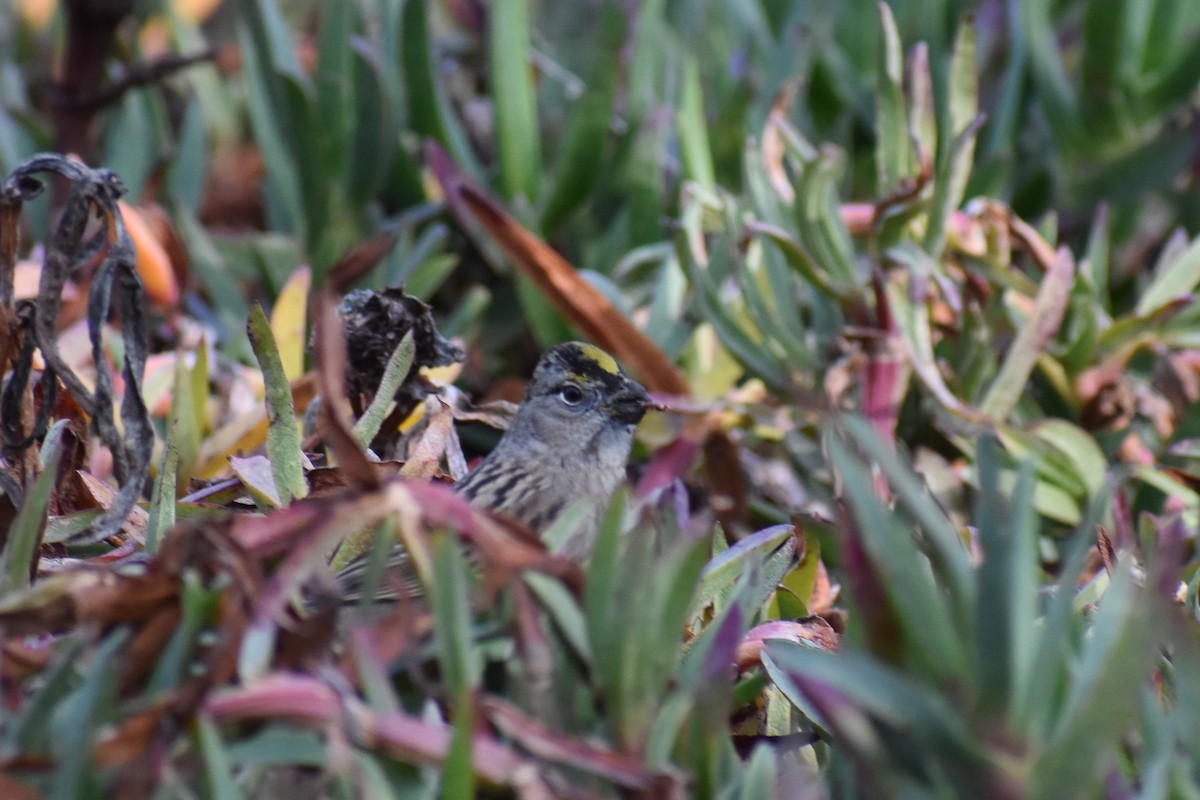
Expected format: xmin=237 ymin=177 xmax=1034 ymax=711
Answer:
xmin=610 ymin=381 xmax=650 ymax=425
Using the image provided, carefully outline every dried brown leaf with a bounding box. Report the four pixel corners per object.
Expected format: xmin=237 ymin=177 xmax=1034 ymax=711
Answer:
xmin=199 ymin=145 xmax=265 ymax=230
xmin=426 ymin=142 xmax=689 ymax=397
xmin=399 ymin=398 xmax=455 ymax=480
xmin=1096 ymin=527 xmax=1116 ymax=574
xmin=92 ymin=706 xmax=162 ymax=767
xmin=313 ymin=291 xmax=379 ymax=490
xmin=762 ymin=83 xmax=799 ymax=204
xmin=74 ymin=472 xmax=149 ymax=541
xmin=1078 ymin=364 xmax=1137 ymax=432
xmin=702 ymin=428 xmax=748 ymax=532
xmin=807 ymin=559 xmax=840 ymax=616
xmin=327 ymin=230 xmax=399 ymax=293
xmin=0 ymin=772 xmax=40 ymax=800
xmin=306 ymin=461 xmax=405 ymax=495
xmin=1 ymin=639 xmax=53 ymax=681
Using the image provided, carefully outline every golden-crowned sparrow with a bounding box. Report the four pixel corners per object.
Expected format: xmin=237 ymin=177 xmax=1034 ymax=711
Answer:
xmin=336 ymin=341 xmax=649 ymax=598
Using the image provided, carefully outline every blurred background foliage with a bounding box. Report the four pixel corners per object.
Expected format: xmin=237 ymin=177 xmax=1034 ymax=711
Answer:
xmin=3 ymin=0 xmax=1199 ymax=355
xmin=2 ymin=0 xmax=1200 ymax=797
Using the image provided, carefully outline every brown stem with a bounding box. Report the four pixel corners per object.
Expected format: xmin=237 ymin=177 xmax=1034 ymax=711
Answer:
xmin=53 ymin=0 xmax=135 ymax=163
xmin=49 ymin=49 xmax=217 ymax=114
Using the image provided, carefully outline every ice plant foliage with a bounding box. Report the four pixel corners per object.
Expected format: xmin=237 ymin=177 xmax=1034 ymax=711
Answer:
xmin=1 ymin=1 xmax=1200 ymax=798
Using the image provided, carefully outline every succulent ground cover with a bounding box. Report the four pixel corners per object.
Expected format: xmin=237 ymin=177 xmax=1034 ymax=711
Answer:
xmin=1 ymin=1 xmax=1200 ymax=797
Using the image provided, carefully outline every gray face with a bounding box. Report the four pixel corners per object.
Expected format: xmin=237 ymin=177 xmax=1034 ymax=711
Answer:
xmin=497 ymin=342 xmax=650 ymax=467
xmin=506 ymin=388 xmax=636 ymax=472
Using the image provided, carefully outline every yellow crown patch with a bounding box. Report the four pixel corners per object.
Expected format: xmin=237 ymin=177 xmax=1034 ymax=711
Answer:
xmin=574 ymin=342 xmax=620 ymax=375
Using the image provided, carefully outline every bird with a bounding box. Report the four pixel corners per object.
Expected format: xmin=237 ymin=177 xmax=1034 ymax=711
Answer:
xmin=335 ymin=341 xmax=650 ymax=600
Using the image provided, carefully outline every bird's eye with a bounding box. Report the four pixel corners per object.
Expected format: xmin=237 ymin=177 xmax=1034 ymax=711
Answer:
xmin=559 ymin=384 xmax=585 ymax=405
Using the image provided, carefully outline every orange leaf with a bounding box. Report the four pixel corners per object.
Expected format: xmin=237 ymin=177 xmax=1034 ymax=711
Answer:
xmin=173 ymin=0 xmax=224 ymax=24
xmin=17 ymin=0 xmax=55 ymax=30
xmin=118 ymin=201 xmax=180 ymax=307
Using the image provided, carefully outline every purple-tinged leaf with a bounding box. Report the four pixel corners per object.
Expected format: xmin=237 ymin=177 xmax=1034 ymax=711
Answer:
xmin=636 ymin=435 xmax=701 ymax=498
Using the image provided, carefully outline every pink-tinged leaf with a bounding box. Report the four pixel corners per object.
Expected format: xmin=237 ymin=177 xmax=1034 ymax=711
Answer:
xmin=654 ymin=480 xmax=692 ymax=531
xmin=861 ymin=273 xmax=909 ymax=452
xmin=840 ymin=203 xmax=876 ymax=235
xmin=1008 ymin=213 xmax=1060 ymax=272
xmin=233 ymin=485 xmax=337 ymax=559
xmin=363 ymin=706 xmax=533 ymax=787
xmin=636 ymin=436 xmax=700 ymax=497
xmin=231 ymin=477 xmax=583 ymax=593
xmin=206 ymin=675 xmax=539 ymax=787
xmin=236 ymin=492 xmax=403 ymax=680
xmin=84 ymin=535 xmax=140 ymax=564
xmin=736 ymin=619 xmax=841 ymax=671
xmin=482 ymin=697 xmax=676 ymax=792
xmin=403 ymin=480 xmax=585 ymax=595
xmin=347 ymin=615 xmax=428 ymax=709
xmin=781 ymin=674 xmax=853 ymax=739
xmin=206 ymin=674 xmax=341 ymax=726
